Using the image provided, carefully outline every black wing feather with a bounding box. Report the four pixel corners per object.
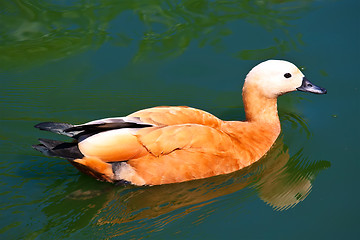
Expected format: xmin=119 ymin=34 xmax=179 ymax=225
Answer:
xmin=34 ymin=117 xmax=152 ymax=139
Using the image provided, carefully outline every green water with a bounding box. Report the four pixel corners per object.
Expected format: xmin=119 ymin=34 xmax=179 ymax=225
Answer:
xmin=0 ymin=0 xmax=359 ymax=239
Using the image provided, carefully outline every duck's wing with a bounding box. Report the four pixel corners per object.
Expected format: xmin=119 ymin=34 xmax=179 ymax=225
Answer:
xmin=75 ymin=107 xmax=224 ymax=161
xmin=128 ymin=106 xmax=223 ymax=128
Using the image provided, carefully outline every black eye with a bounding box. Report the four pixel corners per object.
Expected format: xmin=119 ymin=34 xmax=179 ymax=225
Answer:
xmin=284 ymin=73 xmax=292 ymax=78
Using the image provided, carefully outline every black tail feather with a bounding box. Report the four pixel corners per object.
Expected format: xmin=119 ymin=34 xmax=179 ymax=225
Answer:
xmin=33 ymin=138 xmax=83 ymax=160
xmin=34 ymin=122 xmax=78 ymax=137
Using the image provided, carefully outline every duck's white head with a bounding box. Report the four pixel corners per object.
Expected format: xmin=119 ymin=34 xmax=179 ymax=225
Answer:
xmin=244 ymin=60 xmax=327 ymax=98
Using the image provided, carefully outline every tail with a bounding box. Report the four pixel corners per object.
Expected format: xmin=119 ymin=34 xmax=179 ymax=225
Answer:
xmin=34 ymin=122 xmax=78 ymax=137
xmin=32 ymin=138 xmax=83 ymax=160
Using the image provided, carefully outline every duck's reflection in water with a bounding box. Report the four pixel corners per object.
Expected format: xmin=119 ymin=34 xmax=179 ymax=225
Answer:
xmin=254 ymin=146 xmax=329 ymax=211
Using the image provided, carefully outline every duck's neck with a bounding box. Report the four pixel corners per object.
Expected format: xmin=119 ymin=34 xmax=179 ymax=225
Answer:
xmin=242 ymin=83 xmax=280 ymax=126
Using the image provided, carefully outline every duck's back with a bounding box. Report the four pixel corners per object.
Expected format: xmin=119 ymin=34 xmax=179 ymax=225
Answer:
xmin=128 ymin=106 xmax=223 ymax=128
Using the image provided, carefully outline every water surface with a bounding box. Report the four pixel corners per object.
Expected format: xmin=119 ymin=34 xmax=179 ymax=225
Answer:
xmin=0 ymin=0 xmax=359 ymax=239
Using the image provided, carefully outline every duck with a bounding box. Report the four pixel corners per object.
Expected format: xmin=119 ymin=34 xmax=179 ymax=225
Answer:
xmin=33 ymin=60 xmax=327 ymax=186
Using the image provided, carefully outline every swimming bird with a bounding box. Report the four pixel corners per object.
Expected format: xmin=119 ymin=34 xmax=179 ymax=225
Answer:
xmin=33 ymin=60 xmax=326 ymax=186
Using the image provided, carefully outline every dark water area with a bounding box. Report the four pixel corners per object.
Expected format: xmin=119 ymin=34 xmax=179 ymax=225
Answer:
xmin=0 ymin=0 xmax=359 ymax=239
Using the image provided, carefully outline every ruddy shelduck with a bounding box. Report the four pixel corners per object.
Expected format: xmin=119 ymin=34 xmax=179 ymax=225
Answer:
xmin=33 ymin=60 xmax=327 ymax=186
